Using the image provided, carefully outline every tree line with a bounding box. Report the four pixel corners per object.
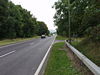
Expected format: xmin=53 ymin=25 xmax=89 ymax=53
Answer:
xmin=53 ymin=0 xmax=100 ymax=41
xmin=0 ymin=0 xmax=49 ymax=39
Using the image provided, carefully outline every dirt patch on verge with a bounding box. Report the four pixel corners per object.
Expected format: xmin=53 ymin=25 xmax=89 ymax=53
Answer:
xmin=64 ymin=44 xmax=94 ymax=75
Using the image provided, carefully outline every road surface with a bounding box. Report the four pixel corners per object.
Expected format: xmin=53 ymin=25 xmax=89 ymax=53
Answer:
xmin=0 ymin=36 xmax=55 ymax=75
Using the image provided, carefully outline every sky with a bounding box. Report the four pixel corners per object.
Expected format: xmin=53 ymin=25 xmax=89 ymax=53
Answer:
xmin=10 ymin=0 xmax=58 ymax=32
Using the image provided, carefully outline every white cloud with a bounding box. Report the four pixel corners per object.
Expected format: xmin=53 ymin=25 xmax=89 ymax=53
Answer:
xmin=10 ymin=0 xmax=58 ymax=30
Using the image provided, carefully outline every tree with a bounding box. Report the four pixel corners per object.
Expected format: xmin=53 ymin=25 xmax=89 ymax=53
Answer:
xmin=0 ymin=0 xmax=8 ymax=39
xmin=36 ymin=21 xmax=49 ymax=36
xmin=53 ymin=0 xmax=100 ymax=40
xmin=0 ymin=1 xmax=49 ymax=39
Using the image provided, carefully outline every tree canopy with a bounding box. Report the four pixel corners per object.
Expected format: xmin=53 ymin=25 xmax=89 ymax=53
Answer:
xmin=53 ymin=0 xmax=100 ymax=41
xmin=0 ymin=0 xmax=49 ymax=39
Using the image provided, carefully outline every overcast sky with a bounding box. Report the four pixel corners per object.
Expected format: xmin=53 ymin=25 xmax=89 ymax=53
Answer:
xmin=10 ymin=0 xmax=58 ymax=31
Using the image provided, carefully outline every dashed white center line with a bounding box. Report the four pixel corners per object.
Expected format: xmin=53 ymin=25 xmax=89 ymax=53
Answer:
xmin=0 ymin=50 xmax=16 ymax=58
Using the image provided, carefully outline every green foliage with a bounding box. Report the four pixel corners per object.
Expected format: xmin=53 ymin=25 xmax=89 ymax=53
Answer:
xmin=0 ymin=0 xmax=8 ymax=38
xmin=54 ymin=0 xmax=100 ymax=40
xmin=36 ymin=21 xmax=49 ymax=36
xmin=56 ymin=36 xmax=67 ymax=40
xmin=71 ymin=39 xmax=100 ymax=66
xmin=85 ymin=24 xmax=100 ymax=41
xmin=0 ymin=1 xmax=49 ymax=39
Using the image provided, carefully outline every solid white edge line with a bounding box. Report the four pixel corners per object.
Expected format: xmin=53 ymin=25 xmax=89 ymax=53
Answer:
xmin=34 ymin=35 xmax=56 ymax=75
xmin=0 ymin=50 xmax=16 ymax=58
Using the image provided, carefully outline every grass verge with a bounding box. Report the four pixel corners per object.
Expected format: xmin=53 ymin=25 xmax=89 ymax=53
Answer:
xmin=44 ymin=42 xmax=81 ymax=75
xmin=71 ymin=39 xmax=100 ymax=66
xmin=56 ymin=36 xmax=67 ymax=40
xmin=0 ymin=36 xmax=39 ymax=46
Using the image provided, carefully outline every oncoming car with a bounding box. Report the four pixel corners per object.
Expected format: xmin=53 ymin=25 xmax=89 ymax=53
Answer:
xmin=41 ymin=35 xmax=46 ymax=39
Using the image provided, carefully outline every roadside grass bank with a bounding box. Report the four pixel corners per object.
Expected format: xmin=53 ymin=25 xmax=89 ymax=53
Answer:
xmin=71 ymin=39 xmax=100 ymax=66
xmin=0 ymin=36 xmax=39 ymax=46
xmin=56 ymin=36 xmax=67 ymax=40
xmin=44 ymin=42 xmax=81 ymax=75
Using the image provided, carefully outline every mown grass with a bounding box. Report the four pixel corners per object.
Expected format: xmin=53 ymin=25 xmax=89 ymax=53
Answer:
xmin=44 ymin=42 xmax=81 ymax=75
xmin=56 ymin=36 xmax=67 ymax=40
xmin=71 ymin=39 xmax=100 ymax=66
xmin=0 ymin=36 xmax=39 ymax=46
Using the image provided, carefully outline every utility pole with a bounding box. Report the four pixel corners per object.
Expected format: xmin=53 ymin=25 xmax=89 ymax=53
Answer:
xmin=68 ymin=0 xmax=71 ymax=43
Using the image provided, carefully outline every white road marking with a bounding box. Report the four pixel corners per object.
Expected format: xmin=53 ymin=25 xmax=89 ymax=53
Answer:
xmin=0 ymin=50 xmax=16 ymax=58
xmin=34 ymin=35 xmax=56 ymax=75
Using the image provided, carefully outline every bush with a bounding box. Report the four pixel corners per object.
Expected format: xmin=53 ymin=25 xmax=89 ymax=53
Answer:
xmin=86 ymin=24 xmax=100 ymax=41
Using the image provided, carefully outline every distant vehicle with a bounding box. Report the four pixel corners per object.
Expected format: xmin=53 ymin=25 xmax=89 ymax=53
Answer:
xmin=41 ymin=35 xmax=46 ymax=39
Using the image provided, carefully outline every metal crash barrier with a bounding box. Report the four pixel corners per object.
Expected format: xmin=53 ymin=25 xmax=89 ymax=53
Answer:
xmin=65 ymin=41 xmax=100 ymax=75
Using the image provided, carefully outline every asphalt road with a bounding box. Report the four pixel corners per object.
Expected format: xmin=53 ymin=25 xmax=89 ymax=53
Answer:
xmin=0 ymin=36 xmax=55 ymax=75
